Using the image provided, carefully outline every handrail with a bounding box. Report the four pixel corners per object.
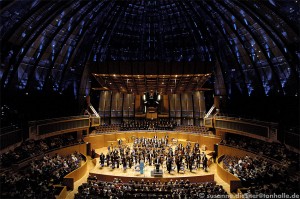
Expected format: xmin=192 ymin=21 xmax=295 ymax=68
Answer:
xmin=89 ymin=105 xmax=99 ymax=117
xmin=94 ymin=130 xmax=219 ymax=138
xmin=214 ymin=118 xmax=270 ymax=138
xmin=204 ymin=105 xmax=215 ymax=118
xmin=0 ymin=128 xmax=22 ymax=136
xmin=53 ymin=185 xmax=68 ymax=199
xmin=0 ymin=125 xmax=20 ymax=135
xmin=215 ymin=115 xmax=277 ymax=127
xmin=0 ymin=128 xmax=23 ymax=150
xmin=29 ymin=115 xmax=89 ymax=126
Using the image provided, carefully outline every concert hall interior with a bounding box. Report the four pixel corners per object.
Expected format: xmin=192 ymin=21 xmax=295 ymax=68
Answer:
xmin=0 ymin=1 xmax=299 ymax=199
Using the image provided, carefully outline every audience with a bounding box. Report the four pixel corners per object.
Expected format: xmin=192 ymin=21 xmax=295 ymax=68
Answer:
xmin=175 ymin=125 xmax=208 ymax=134
xmin=95 ymin=124 xmax=120 ymax=133
xmin=120 ymin=119 xmax=177 ymax=131
xmin=0 ymin=152 xmax=82 ymax=199
xmin=222 ymin=155 xmax=288 ymax=187
xmin=96 ymin=120 xmax=209 ymax=134
xmin=75 ymin=178 xmax=228 ymax=199
xmin=0 ymin=133 xmax=83 ymax=167
xmin=242 ymin=179 xmax=300 ymax=198
xmin=221 ymin=133 xmax=299 ymax=168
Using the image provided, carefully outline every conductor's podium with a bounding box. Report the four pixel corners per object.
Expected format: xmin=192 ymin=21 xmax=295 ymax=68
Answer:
xmin=151 ymin=169 xmax=163 ymax=177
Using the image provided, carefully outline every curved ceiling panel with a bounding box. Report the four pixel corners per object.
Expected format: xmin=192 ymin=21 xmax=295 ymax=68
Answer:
xmin=0 ymin=0 xmax=299 ymax=97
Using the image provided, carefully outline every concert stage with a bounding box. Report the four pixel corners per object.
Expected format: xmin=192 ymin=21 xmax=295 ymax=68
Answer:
xmin=90 ymin=147 xmax=215 ymax=183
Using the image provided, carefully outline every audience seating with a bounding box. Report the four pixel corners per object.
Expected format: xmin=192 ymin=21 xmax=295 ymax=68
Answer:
xmin=75 ymin=178 xmax=228 ymax=199
xmin=222 ymin=155 xmax=286 ymax=187
xmin=175 ymin=125 xmax=208 ymax=134
xmin=0 ymin=152 xmax=82 ymax=199
xmin=221 ymin=133 xmax=299 ymax=168
xmin=0 ymin=133 xmax=83 ymax=167
xmin=240 ymin=179 xmax=299 ymax=198
xmin=120 ymin=119 xmax=177 ymax=131
xmin=95 ymin=124 xmax=120 ymax=133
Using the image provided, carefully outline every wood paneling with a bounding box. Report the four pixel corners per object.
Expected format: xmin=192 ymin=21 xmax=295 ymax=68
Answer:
xmin=177 ymin=133 xmax=189 ymax=140
xmin=218 ymin=145 xmax=258 ymax=159
xmin=199 ymin=136 xmax=221 ymax=151
xmin=63 ymin=154 xmax=88 ymax=190
xmin=216 ymin=155 xmax=242 ymax=192
xmin=188 ymin=134 xmax=200 ymax=143
xmin=135 ymin=94 xmax=141 ymax=112
xmin=54 ymin=185 xmax=68 ymax=199
xmin=47 ymin=144 xmax=87 ymax=157
xmin=157 ymin=132 xmax=167 ymax=138
xmin=163 ymin=95 xmax=169 ymax=112
xmin=104 ymin=134 xmax=116 ymax=142
xmin=84 ymin=135 xmax=105 ymax=149
xmin=90 ymin=172 xmax=214 ymax=184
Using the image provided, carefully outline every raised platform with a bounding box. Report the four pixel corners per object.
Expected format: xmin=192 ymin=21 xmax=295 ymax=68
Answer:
xmin=151 ymin=169 xmax=163 ymax=177
xmin=90 ymin=146 xmax=215 ymax=183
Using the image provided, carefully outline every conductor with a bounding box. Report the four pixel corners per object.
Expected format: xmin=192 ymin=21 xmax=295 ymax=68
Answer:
xmin=155 ymin=157 xmax=160 ymax=172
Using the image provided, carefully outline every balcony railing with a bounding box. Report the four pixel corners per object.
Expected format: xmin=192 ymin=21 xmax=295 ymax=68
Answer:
xmin=29 ymin=115 xmax=91 ymax=136
xmin=214 ymin=116 xmax=277 ymax=138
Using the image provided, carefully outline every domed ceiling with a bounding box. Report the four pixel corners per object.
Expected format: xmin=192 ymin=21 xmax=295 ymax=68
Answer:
xmin=0 ymin=0 xmax=299 ymax=97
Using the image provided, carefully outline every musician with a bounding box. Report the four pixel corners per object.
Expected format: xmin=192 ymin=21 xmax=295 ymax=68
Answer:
xmin=154 ymin=156 xmax=161 ymax=172
xmin=147 ymin=151 xmax=153 ymax=166
xmin=176 ymin=156 xmax=181 ymax=173
xmin=166 ymin=156 xmax=173 ymax=174
xmin=122 ymin=156 xmax=127 ymax=170
xmin=203 ymin=155 xmax=208 ymax=171
xmin=106 ymin=153 xmax=110 ymax=166
xmin=99 ymin=153 xmax=105 ymax=166
xmin=118 ymin=139 xmax=122 ymax=146
xmin=189 ymin=158 xmax=193 ymax=172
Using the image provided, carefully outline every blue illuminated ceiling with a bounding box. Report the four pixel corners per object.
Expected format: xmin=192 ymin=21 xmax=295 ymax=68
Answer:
xmin=0 ymin=0 xmax=299 ymax=97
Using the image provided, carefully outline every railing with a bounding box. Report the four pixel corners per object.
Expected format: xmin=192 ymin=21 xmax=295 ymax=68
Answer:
xmin=37 ymin=118 xmax=90 ymax=135
xmin=63 ymin=153 xmax=88 ymax=190
xmin=89 ymin=105 xmax=99 ymax=117
xmin=0 ymin=126 xmax=23 ymax=150
xmin=215 ymin=115 xmax=277 ymax=127
xmin=204 ymin=117 xmax=213 ymax=128
xmin=214 ymin=116 xmax=277 ymax=139
xmin=90 ymin=117 xmax=100 ymax=127
xmin=216 ymin=155 xmax=242 ymax=192
xmin=284 ymin=128 xmax=300 ymax=151
xmin=204 ymin=105 xmax=215 ymax=118
xmin=215 ymin=119 xmax=269 ymax=138
xmin=29 ymin=115 xmax=90 ymax=136
xmin=29 ymin=115 xmax=89 ymax=126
